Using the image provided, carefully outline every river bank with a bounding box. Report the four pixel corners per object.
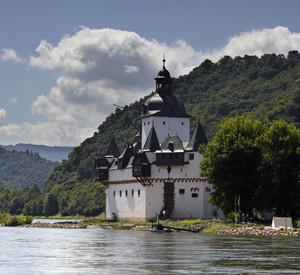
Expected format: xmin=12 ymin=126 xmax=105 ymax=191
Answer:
xmin=18 ymin=220 xmax=300 ymax=237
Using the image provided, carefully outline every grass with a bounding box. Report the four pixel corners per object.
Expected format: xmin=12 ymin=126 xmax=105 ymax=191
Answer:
xmin=202 ymin=224 xmax=232 ymax=234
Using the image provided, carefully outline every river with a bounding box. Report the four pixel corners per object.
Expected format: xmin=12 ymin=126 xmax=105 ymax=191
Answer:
xmin=0 ymin=226 xmax=299 ymax=274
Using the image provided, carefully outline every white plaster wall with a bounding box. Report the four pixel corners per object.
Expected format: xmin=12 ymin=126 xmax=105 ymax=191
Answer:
xmin=106 ymin=151 xmax=216 ymax=221
xmin=109 ymin=167 xmax=135 ymax=182
xmin=106 ymin=182 xmax=146 ymax=221
xmin=145 ymin=183 xmax=165 ymax=220
xmin=142 ymin=116 xmax=190 ymax=148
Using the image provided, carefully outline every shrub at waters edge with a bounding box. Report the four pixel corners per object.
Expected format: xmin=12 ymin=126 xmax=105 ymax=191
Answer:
xmin=0 ymin=213 xmax=33 ymax=226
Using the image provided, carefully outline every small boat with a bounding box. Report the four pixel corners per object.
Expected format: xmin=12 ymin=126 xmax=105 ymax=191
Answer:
xmin=150 ymin=223 xmax=172 ymax=233
xmin=150 ymin=227 xmax=172 ymax=233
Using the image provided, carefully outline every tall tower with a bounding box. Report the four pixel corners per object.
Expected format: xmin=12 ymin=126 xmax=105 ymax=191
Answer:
xmin=141 ymin=59 xmax=190 ymax=148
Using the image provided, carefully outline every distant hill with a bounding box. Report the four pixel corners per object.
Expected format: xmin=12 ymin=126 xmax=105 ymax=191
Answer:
xmin=2 ymin=143 xmax=73 ymax=162
xmin=0 ymin=147 xmax=59 ymax=190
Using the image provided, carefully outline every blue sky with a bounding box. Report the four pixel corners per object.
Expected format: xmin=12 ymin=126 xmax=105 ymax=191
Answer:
xmin=1 ymin=0 xmax=300 ymax=146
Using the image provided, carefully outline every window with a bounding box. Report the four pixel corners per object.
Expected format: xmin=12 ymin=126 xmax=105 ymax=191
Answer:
xmin=144 ymin=122 xmax=146 ymax=125
xmin=179 ymin=189 xmax=185 ymax=194
xmin=132 ymin=189 xmax=134 ymax=196
xmin=181 ymin=122 xmax=184 ymax=125
xmin=189 ymin=153 xmax=194 ymax=160
xmin=120 ymin=190 xmax=122 ymax=197
xmin=192 ymin=193 xmax=198 ymax=198
xmin=163 ymin=121 xmax=166 ymax=125
xmin=148 ymin=121 xmax=150 ymax=125
xmin=125 ymin=190 xmax=128 ymax=197
xmin=138 ymin=189 xmax=141 ymax=197
xmin=113 ymin=191 xmax=116 ymax=197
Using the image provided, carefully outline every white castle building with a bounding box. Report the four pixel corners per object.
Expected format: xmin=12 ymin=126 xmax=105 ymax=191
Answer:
xmin=94 ymin=59 xmax=214 ymax=221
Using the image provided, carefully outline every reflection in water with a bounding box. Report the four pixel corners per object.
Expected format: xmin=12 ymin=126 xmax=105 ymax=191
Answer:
xmin=0 ymin=227 xmax=299 ymax=274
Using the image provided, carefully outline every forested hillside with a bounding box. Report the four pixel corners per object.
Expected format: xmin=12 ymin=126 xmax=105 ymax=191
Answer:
xmin=45 ymin=51 xmax=300 ymax=193
xmin=0 ymin=148 xmax=59 ymax=190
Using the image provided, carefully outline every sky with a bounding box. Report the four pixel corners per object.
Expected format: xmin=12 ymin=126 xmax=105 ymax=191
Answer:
xmin=1 ymin=0 xmax=300 ymax=146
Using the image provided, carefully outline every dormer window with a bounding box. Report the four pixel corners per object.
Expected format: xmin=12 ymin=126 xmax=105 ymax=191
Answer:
xmin=168 ymin=142 xmax=174 ymax=152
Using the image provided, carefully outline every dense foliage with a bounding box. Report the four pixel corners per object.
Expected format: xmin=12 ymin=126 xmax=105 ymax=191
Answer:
xmin=0 ymin=148 xmax=59 ymax=190
xmin=0 ymin=181 xmax=105 ymax=217
xmin=200 ymin=116 xmax=300 ymax=218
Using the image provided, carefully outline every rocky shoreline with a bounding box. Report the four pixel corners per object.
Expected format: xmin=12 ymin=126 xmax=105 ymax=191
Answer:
xmin=218 ymin=226 xmax=300 ymax=237
xmin=18 ymin=222 xmax=300 ymax=237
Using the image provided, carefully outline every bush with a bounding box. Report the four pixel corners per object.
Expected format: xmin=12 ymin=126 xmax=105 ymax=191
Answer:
xmin=7 ymin=216 xmax=21 ymax=226
xmin=24 ymin=216 xmax=33 ymax=224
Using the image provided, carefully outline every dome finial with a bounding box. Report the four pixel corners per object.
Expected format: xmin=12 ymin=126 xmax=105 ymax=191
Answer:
xmin=163 ymin=53 xmax=166 ymax=68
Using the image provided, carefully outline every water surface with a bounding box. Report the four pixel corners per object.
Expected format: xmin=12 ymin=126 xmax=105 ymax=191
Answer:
xmin=0 ymin=227 xmax=299 ymax=274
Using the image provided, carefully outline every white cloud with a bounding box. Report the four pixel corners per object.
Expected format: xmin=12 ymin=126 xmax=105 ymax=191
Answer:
xmin=2 ymin=26 xmax=300 ymax=146
xmin=1 ymin=48 xmax=24 ymax=63
xmin=203 ymin=26 xmax=300 ymax=62
xmin=0 ymin=109 xmax=7 ymax=126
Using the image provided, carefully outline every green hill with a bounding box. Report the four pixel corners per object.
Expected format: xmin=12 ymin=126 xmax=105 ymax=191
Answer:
xmin=0 ymin=148 xmax=59 ymax=190
xmin=44 ymin=51 xmax=300 ymax=193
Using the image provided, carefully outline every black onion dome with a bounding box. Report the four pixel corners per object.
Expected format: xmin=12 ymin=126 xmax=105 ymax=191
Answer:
xmin=156 ymin=66 xmax=171 ymax=78
xmin=142 ymin=92 xmax=189 ymax=118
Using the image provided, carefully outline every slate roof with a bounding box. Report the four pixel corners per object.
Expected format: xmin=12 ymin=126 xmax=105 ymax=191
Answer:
xmin=159 ymin=135 xmax=184 ymax=153
xmin=186 ymin=122 xmax=208 ymax=151
xmin=94 ymin=157 xmax=110 ymax=169
xmin=105 ymin=137 xmax=120 ymax=157
xmin=119 ymin=144 xmax=134 ymax=159
xmin=133 ymin=151 xmax=150 ymax=165
xmin=143 ymin=126 xmax=160 ymax=152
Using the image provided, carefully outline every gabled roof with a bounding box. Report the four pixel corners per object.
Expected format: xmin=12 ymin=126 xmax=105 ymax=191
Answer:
xmin=105 ymin=137 xmax=120 ymax=157
xmin=143 ymin=125 xmax=160 ymax=152
xmin=132 ymin=152 xmax=150 ymax=165
xmin=186 ymin=122 xmax=208 ymax=151
xmin=94 ymin=157 xmax=110 ymax=169
xmin=159 ymin=135 xmax=184 ymax=153
xmin=119 ymin=144 xmax=133 ymax=159
xmin=132 ymin=141 xmax=141 ymax=155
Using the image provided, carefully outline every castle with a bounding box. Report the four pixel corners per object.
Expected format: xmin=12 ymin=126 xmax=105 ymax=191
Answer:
xmin=94 ymin=59 xmax=214 ymax=221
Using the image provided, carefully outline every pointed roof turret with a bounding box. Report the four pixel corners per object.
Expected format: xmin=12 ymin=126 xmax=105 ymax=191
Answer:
xmin=143 ymin=125 xmax=160 ymax=152
xmin=186 ymin=122 xmax=208 ymax=151
xmin=105 ymin=136 xmax=120 ymax=158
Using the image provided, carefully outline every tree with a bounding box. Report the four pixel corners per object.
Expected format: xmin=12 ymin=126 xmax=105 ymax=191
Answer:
xmin=44 ymin=192 xmax=59 ymax=216
xmin=199 ymin=116 xmax=264 ymax=215
xmin=200 ymin=116 xmax=300 ymax=218
xmin=258 ymin=120 xmax=300 ymax=217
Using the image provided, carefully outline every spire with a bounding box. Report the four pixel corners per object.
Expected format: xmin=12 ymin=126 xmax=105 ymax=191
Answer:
xmin=105 ymin=136 xmax=120 ymax=157
xmin=143 ymin=125 xmax=160 ymax=152
xmin=186 ymin=122 xmax=208 ymax=151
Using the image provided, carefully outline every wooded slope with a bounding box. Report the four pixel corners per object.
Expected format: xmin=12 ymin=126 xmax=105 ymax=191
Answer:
xmin=44 ymin=51 xmax=300 ymax=192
